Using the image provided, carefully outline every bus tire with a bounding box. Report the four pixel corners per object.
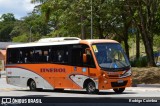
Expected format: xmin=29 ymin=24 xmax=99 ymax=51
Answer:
xmin=86 ymin=81 xmax=98 ymax=94
xmin=113 ymin=88 xmax=125 ymax=94
xmin=29 ymin=80 xmax=37 ymax=91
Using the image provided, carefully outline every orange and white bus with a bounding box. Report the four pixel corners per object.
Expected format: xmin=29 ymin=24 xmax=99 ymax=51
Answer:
xmin=6 ymin=37 xmax=132 ymax=94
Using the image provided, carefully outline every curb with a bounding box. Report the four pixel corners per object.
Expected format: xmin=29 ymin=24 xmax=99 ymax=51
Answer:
xmin=0 ymin=71 xmax=6 ymax=78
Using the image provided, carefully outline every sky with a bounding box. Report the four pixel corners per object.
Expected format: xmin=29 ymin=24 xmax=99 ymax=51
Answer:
xmin=0 ymin=0 xmax=36 ymax=19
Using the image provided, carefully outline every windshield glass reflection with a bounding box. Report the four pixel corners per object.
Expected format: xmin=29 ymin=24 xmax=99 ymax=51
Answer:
xmin=92 ymin=43 xmax=130 ymax=69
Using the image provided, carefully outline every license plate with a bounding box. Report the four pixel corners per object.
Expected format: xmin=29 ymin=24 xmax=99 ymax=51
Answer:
xmin=118 ymin=80 xmax=124 ymax=83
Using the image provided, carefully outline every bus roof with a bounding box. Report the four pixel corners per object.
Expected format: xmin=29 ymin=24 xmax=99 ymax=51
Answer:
xmin=80 ymin=39 xmax=119 ymax=44
xmin=7 ymin=38 xmax=119 ymax=48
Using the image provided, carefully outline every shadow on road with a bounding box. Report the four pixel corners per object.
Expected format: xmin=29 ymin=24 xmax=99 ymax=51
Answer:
xmin=15 ymin=89 xmax=137 ymax=95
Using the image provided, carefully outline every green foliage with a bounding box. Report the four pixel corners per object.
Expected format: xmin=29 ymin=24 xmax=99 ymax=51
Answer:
xmin=31 ymin=0 xmax=127 ymax=38
xmin=12 ymin=34 xmax=28 ymax=42
xmin=130 ymin=57 xmax=148 ymax=67
xmin=0 ymin=13 xmax=16 ymax=22
xmin=154 ymin=35 xmax=160 ymax=50
xmin=0 ymin=22 xmax=14 ymax=41
xmin=0 ymin=0 xmax=159 ymax=67
xmin=0 ymin=13 xmax=16 ymax=41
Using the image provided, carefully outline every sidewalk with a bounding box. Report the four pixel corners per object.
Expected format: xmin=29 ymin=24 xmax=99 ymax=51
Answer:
xmin=0 ymin=71 xmax=6 ymax=78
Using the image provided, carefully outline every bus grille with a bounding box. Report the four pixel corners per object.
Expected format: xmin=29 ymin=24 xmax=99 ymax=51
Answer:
xmin=108 ymin=75 xmax=120 ymax=78
xmin=108 ymin=74 xmax=123 ymax=78
xmin=111 ymin=81 xmax=127 ymax=87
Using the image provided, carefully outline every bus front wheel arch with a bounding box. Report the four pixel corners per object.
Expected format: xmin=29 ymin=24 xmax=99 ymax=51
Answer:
xmin=83 ymin=79 xmax=99 ymax=94
xmin=27 ymin=79 xmax=37 ymax=91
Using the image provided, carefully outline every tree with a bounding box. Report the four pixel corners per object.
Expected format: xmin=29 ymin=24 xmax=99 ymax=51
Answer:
xmin=11 ymin=13 xmax=51 ymax=42
xmin=92 ymin=0 xmax=132 ymax=58
xmin=0 ymin=13 xmax=16 ymax=22
xmin=31 ymin=0 xmax=90 ymax=38
xmin=30 ymin=0 xmax=132 ymax=57
xmin=127 ymin=0 xmax=159 ymax=66
xmin=30 ymin=0 xmax=160 ymax=64
xmin=0 ymin=13 xmax=16 ymax=41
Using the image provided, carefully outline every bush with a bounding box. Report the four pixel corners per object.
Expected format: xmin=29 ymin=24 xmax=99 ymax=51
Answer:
xmin=130 ymin=57 xmax=148 ymax=67
xmin=12 ymin=34 xmax=28 ymax=42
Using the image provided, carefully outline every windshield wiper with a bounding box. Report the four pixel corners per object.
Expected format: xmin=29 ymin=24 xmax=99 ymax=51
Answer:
xmin=101 ymin=66 xmax=130 ymax=72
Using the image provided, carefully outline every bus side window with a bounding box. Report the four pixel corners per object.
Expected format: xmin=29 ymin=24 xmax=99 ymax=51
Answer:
xmin=24 ymin=53 xmax=27 ymax=63
xmin=71 ymin=44 xmax=95 ymax=68
xmin=34 ymin=46 xmax=50 ymax=63
xmin=50 ymin=46 xmax=69 ymax=64
xmin=71 ymin=48 xmax=83 ymax=66
xmin=7 ymin=48 xmax=19 ymax=64
xmin=85 ymin=50 xmax=95 ymax=68
xmin=19 ymin=51 xmax=23 ymax=63
xmin=19 ymin=47 xmax=34 ymax=64
xmin=35 ymin=52 xmax=40 ymax=62
xmin=57 ymin=50 xmax=63 ymax=62
xmin=64 ymin=51 xmax=69 ymax=62
xmin=43 ymin=50 xmax=48 ymax=62
xmin=52 ymin=51 xmax=57 ymax=62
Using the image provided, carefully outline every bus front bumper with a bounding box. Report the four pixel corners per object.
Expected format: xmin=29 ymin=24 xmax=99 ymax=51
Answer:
xmin=98 ymin=77 xmax=132 ymax=90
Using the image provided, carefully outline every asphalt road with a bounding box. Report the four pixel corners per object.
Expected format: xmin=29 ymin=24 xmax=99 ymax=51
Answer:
xmin=0 ymin=76 xmax=160 ymax=106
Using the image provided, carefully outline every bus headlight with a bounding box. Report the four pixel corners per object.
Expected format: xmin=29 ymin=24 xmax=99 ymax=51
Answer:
xmin=104 ymin=80 xmax=107 ymax=83
xmin=121 ymin=69 xmax=132 ymax=77
xmin=102 ymin=73 xmax=106 ymax=77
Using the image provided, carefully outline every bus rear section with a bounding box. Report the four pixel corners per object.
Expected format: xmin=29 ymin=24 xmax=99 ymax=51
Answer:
xmin=5 ymin=38 xmax=132 ymax=94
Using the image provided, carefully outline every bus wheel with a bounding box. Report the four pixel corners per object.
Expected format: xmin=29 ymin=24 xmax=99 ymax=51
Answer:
xmin=86 ymin=81 xmax=98 ymax=94
xmin=29 ymin=80 xmax=37 ymax=91
xmin=113 ymin=88 xmax=125 ymax=94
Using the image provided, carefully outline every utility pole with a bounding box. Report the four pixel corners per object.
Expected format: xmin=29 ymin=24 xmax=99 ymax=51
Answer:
xmin=91 ymin=0 xmax=93 ymax=39
xmin=30 ymin=26 xmax=33 ymax=42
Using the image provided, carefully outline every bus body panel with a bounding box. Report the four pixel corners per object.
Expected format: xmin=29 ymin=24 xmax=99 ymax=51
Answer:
xmin=6 ymin=66 xmax=54 ymax=89
xmin=6 ymin=64 xmax=100 ymax=90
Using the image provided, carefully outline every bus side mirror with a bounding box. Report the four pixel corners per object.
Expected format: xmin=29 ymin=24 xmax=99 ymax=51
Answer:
xmin=83 ymin=54 xmax=91 ymax=64
xmin=83 ymin=54 xmax=87 ymax=63
xmin=83 ymin=48 xmax=91 ymax=64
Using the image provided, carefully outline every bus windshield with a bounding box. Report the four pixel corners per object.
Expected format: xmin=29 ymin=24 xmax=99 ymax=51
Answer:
xmin=92 ymin=43 xmax=130 ymax=70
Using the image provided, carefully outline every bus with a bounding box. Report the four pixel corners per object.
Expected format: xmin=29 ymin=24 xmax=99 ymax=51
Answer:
xmin=5 ymin=37 xmax=132 ymax=94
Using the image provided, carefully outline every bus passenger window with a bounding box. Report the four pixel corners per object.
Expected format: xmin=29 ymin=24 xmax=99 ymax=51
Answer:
xmin=35 ymin=52 xmax=40 ymax=62
xmin=7 ymin=48 xmax=19 ymax=64
xmin=64 ymin=51 xmax=68 ymax=62
xmin=50 ymin=46 xmax=69 ymax=64
xmin=18 ymin=51 xmax=23 ymax=63
xmin=24 ymin=52 xmax=31 ymax=63
xmin=57 ymin=50 xmax=63 ymax=62
xmin=43 ymin=51 xmax=49 ymax=62
xmin=71 ymin=44 xmax=95 ymax=68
